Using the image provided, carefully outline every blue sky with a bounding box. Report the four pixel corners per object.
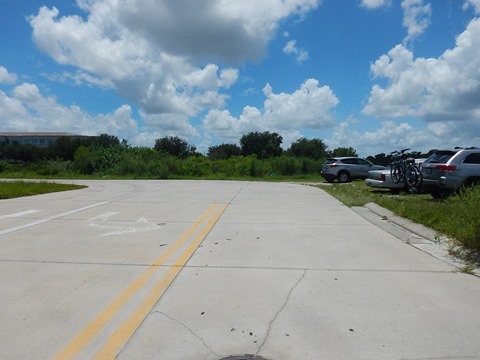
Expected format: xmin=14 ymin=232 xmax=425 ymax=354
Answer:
xmin=1 ymin=0 xmax=480 ymax=156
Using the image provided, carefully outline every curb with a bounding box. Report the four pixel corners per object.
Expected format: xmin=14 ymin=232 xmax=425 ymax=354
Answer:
xmin=355 ymin=202 xmax=479 ymax=276
xmin=363 ymin=202 xmax=447 ymax=244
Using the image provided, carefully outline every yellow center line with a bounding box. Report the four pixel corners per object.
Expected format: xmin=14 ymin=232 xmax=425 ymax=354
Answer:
xmin=93 ymin=203 xmax=228 ymax=359
xmin=53 ymin=203 xmax=220 ymax=360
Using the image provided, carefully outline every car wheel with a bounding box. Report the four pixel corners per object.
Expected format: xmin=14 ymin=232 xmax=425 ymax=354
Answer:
xmin=459 ymin=178 xmax=480 ymax=194
xmin=337 ymin=171 xmax=350 ymax=183
xmin=429 ymin=189 xmax=448 ymax=199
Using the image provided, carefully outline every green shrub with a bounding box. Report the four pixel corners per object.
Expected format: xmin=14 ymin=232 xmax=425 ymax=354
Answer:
xmin=33 ymin=160 xmax=73 ymax=176
xmin=0 ymin=160 xmax=10 ymax=173
xmin=74 ymin=146 xmax=96 ymax=175
xmin=182 ymin=157 xmax=212 ymax=177
xmin=272 ymin=156 xmax=298 ymax=176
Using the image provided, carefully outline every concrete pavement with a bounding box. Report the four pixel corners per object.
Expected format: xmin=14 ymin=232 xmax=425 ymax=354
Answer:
xmin=0 ymin=180 xmax=479 ymax=360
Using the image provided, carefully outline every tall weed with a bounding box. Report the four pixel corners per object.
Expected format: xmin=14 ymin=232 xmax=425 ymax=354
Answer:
xmin=444 ymin=187 xmax=480 ymax=251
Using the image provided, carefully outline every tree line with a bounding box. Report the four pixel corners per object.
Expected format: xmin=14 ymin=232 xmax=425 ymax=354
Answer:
xmin=0 ymin=131 xmax=354 ymax=162
xmin=153 ymin=132 xmax=357 ymax=160
xmin=0 ymin=131 xmax=433 ymax=178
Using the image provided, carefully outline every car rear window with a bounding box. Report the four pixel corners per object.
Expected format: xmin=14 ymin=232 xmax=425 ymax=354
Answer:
xmin=324 ymin=158 xmax=337 ymax=164
xmin=424 ymin=151 xmax=457 ymax=164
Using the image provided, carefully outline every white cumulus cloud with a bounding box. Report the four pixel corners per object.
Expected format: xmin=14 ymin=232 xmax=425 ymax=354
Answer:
xmin=327 ymin=119 xmax=431 ymax=156
xmin=364 ymin=17 xmax=480 ymax=123
xmin=361 ymin=17 xmax=480 ymax=152
xmin=28 ymin=0 xmax=320 ymax=128
xmin=360 ymin=0 xmax=392 ymax=9
xmin=0 ymin=66 xmax=18 ymax=84
xmin=401 ymin=0 xmax=432 ymax=44
xmin=283 ymin=39 xmax=309 ymax=63
xmin=0 ymin=80 xmax=138 ymax=141
xmin=464 ymin=0 xmax=480 ymax=13
xmin=203 ymin=78 xmax=338 ymax=146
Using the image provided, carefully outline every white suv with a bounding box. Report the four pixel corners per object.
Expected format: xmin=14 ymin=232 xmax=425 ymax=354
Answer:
xmin=421 ymin=148 xmax=480 ymax=198
xmin=321 ymin=157 xmax=385 ymax=183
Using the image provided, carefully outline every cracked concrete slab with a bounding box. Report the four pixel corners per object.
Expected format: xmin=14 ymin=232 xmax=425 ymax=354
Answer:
xmin=259 ymin=269 xmax=480 ymax=360
xmin=118 ymin=267 xmax=307 ymax=360
xmin=1 ymin=181 xmax=480 ymax=360
xmin=256 ymin=270 xmax=306 ymax=355
xmin=152 ymin=311 xmax=221 ymax=358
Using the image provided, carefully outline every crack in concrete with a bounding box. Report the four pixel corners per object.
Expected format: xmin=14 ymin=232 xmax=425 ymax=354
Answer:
xmin=152 ymin=311 xmax=221 ymax=358
xmin=256 ymin=269 xmax=307 ymax=355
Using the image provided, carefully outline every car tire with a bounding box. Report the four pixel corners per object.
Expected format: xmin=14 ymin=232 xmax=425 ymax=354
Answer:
xmin=337 ymin=171 xmax=350 ymax=183
xmin=429 ymin=189 xmax=448 ymax=199
xmin=459 ymin=178 xmax=480 ymax=194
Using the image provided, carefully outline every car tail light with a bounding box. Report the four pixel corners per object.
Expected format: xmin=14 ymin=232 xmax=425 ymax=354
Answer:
xmin=380 ymin=174 xmax=386 ymax=181
xmin=329 ymin=164 xmax=340 ymax=168
xmin=435 ymin=165 xmax=457 ymax=171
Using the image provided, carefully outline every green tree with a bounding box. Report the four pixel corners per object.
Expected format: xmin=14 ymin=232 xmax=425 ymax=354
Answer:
xmin=207 ymin=143 xmax=241 ymax=160
xmin=240 ymin=131 xmax=283 ymax=159
xmin=74 ymin=146 xmax=96 ymax=174
xmin=154 ymin=136 xmax=197 ymax=159
xmin=93 ymin=133 xmax=120 ymax=148
xmin=0 ymin=143 xmax=44 ymax=163
xmin=287 ymin=137 xmax=328 ymax=160
xmin=49 ymin=137 xmax=84 ymax=161
xmin=366 ymin=153 xmax=388 ymax=166
xmin=330 ymin=147 xmax=358 ymax=157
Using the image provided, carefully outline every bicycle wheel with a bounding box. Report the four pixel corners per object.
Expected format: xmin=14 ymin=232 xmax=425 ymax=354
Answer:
xmin=405 ymin=165 xmax=421 ymax=187
xmin=390 ymin=163 xmax=404 ymax=184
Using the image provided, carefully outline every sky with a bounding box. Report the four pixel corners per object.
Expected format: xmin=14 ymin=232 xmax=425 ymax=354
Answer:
xmin=1 ymin=0 xmax=480 ymax=157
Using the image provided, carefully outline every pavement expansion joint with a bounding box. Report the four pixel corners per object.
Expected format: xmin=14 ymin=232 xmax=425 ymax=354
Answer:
xmin=181 ymin=264 xmax=455 ymax=274
xmin=0 ymin=258 xmax=155 ymax=267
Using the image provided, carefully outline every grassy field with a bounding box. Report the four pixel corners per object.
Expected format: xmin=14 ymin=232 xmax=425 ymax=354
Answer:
xmin=318 ymin=180 xmax=480 ymax=262
xmin=0 ymin=181 xmax=86 ymax=199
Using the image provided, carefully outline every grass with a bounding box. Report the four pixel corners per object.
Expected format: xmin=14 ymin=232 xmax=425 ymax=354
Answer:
xmin=318 ymin=180 xmax=480 ymax=262
xmin=0 ymin=181 xmax=86 ymax=199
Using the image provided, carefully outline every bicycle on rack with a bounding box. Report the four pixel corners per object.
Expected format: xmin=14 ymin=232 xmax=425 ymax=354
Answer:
xmin=389 ymin=148 xmax=422 ymax=190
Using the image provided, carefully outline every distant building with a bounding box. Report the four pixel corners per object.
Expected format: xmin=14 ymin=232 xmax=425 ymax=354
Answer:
xmin=0 ymin=132 xmax=90 ymax=147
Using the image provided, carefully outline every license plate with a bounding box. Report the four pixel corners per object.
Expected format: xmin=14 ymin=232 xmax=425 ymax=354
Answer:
xmin=424 ymin=168 xmax=432 ymax=174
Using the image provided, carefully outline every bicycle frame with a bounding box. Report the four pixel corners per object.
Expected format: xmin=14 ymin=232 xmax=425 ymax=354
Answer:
xmin=389 ymin=149 xmax=422 ymax=191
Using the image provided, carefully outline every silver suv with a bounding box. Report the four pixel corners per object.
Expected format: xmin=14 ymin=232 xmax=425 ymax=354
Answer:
xmin=421 ymin=148 xmax=480 ymax=198
xmin=321 ymin=157 xmax=385 ymax=183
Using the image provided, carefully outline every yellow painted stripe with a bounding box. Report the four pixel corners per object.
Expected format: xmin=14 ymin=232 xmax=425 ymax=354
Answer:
xmin=93 ymin=204 xmax=228 ymax=359
xmin=53 ymin=203 xmax=219 ymax=360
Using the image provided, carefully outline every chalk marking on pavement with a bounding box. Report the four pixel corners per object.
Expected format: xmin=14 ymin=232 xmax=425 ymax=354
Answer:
xmin=0 ymin=202 xmax=109 ymax=236
xmin=88 ymin=212 xmax=162 ymax=237
xmin=53 ymin=203 xmax=223 ymax=360
xmin=0 ymin=209 xmax=40 ymax=219
xmin=93 ymin=203 xmax=227 ymax=359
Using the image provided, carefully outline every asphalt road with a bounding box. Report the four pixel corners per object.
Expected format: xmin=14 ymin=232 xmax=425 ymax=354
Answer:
xmin=1 ymin=180 xmax=479 ymax=360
